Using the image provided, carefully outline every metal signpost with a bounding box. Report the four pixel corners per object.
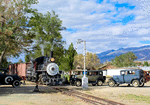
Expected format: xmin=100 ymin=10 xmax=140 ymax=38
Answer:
xmin=76 ymin=39 xmax=88 ymax=89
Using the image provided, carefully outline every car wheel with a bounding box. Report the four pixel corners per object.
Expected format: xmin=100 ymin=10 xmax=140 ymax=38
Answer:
xmin=27 ymin=77 xmax=31 ymax=81
xmin=108 ymin=80 xmax=115 ymax=87
xmin=76 ymin=81 xmax=81 ymax=87
xmin=127 ymin=84 xmax=130 ymax=87
xmin=140 ymin=78 xmax=145 ymax=83
xmin=132 ymin=80 xmax=139 ymax=87
xmin=12 ymin=80 xmax=21 ymax=88
xmin=97 ymin=80 xmax=103 ymax=86
xmin=92 ymin=83 xmax=96 ymax=86
xmin=5 ymin=76 xmax=13 ymax=84
xmin=139 ymin=83 xmax=144 ymax=87
xmin=115 ymin=84 xmax=119 ymax=87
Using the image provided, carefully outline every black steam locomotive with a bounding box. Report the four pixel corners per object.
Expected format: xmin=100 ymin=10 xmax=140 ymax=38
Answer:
xmin=26 ymin=51 xmax=62 ymax=86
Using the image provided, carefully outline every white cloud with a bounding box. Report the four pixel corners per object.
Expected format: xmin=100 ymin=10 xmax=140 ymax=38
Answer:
xmin=31 ymin=0 xmax=150 ymax=54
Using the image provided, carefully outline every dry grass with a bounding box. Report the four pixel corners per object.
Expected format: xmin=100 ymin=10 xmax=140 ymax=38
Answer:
xmin=119 ymin=94 xmax=150 ymax=104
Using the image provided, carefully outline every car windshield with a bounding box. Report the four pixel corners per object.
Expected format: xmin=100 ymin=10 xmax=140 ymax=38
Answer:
xmin=121 ymin=71 xmax=125 ymax=75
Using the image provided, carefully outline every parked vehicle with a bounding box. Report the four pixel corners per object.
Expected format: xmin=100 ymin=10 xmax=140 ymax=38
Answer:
xmin=9 ymin=63 xmax=31 ymax=80
xmin=26 ymin=51 xmax=62 ymax=86
xmin=143 ymin=71 xmax=150 ymax=82
xmin=108 ymin=69 xmax=145 ymax=87
xmin=70 ymin=70 xmax=106 ymax=87
xmin=0 ymin=69 xmax=22 ymax=87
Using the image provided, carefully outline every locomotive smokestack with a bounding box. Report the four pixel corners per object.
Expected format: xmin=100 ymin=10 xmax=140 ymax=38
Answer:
xmin=50 ymin=51 xmax=53 ymax=58
xmin=50 ymin=51 xmax=55 ymax=62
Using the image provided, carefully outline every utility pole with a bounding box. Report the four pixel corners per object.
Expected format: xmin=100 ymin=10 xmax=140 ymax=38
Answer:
xmin=76 ymin=39 xmax=88 ymax=89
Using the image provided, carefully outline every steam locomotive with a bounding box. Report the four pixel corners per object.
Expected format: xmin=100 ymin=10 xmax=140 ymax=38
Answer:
xmin=26 ymin=51 xmax=62 ymax=85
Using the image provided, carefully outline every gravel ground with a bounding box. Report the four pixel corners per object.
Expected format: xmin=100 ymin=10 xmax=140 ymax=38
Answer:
xmin=0 ymin=81 xmax=150 ymax=105
xmin=0 ymin=81 xmax=88 ymax=105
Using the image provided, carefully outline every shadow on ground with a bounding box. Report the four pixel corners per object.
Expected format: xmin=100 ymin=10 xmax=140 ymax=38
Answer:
xmin=0 ymin=84 xmax=59 ymax=96
xmin=1 ymin=81 xmax=150 ymax=97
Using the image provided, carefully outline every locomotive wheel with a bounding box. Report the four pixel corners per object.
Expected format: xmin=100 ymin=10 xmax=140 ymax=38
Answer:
xmin=132 ymin=80 xmax=139 ymax=87
xmin=97 ymin=80 xmax=103 ymax=86
xmin=12 ymin=80 xmax=21 ymax=88
xmin=76 ymin=80 xmax=81 ymax=87
xmin=108 ymin=80 xmax=115 ymax=87
xmin=38 ymin=74 xmax=44 ymax=85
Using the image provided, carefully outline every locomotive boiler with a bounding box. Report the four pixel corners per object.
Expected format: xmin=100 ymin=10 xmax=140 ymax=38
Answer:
xmin=26 ymin=51 xmax=62 ymax=86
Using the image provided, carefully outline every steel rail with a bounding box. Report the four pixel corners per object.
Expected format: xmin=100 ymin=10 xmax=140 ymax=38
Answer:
xmin=52 ymin=87 xmax=125 ymax=105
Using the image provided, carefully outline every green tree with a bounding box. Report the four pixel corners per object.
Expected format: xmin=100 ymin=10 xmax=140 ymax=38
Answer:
xmin=111 ymin=52 xmax=137 ymax=67
xmin=0 ymin=0 xmax=38 ymax=67
xmin=25 ymin=54 xmax=30 ymax=63
xmin=67 ymin=43 xmax=77 ymax=70
xmin=59 ymin=43 xmax=77 ymax=71
xmin=143 ymin=61 xmax=149 ymax=66
xmin=29 ymin=11 xmax=66 ymax=64
xmin=59 ymin=56 xmax=69 ymax=71
xmin=18 ymin=59 xmax=24 ymax=63
xmin=74 ymin=52 xmax=101 ymax=70
xmin=1 ymin=57 xmax=10 ymax=68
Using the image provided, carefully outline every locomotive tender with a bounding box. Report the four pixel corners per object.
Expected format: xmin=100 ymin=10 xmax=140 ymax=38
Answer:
xmin=26 ymin=51 xmax=62 ymax=85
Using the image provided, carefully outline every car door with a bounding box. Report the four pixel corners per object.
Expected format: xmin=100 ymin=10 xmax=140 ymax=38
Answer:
xmin=117 ymin=71 xmax=125 ymax=83
xmin=87 ymin=71 xmax=92 ymax=83
xmin=0 ymin=70 xmax=6 ymax=84
xmin=124 ymin=70 xmax=134 ymax=83
xmin=91 ymin=71 xmax=99 ymax=82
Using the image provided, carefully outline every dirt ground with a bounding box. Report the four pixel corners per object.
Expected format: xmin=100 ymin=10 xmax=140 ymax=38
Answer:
xmin=0 ymin=81 xmax=150 ymax=105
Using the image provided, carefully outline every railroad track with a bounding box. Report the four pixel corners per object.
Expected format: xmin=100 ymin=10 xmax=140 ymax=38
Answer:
xmin=52 ymin=87 xmax=125 ymax=105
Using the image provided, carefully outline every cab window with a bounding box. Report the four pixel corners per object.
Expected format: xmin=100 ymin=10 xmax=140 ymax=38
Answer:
xmin=99 ymin=71 xmax=102 ymax=75
xmin=92 ymin=72 xmax=98 ymax=75
xmin=88 ymin=72 xmax=92 ymax=75
xmin=126 ymin=70 xmax=135 ymax=75
xmin=130 ymin=71 xmax=135 ymax=75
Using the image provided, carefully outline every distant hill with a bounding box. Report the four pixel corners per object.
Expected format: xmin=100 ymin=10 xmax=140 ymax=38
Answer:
xmin=97 ymin=45 xmax=150 ymax=63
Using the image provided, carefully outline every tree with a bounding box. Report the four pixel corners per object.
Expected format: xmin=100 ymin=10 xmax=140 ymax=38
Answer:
xmin=29 ymin=11 xmax=66 ymax=64
xmin=18 ymin=59 xmax=24 ymax=63
xmin=59 ymin=43 xmax=77 ymax=71
xmin=143 ymin=61 xmax=149 ymax=66
xmin=74 ymin=52 xmax=101 ymax=70
xmin=67 ymin=43 xmax=77 ymax=70
xmin=25 ymin=54 xmax=30 ymax=63
xmin=59 ymin=56 xmax=69 ymax=71
xmin=1 ymin=57 xmax=10 ymax=68
xmin=111 ymin=52 xmax=137 ymax=67
xmin=0 ymin=0 xmax=38 ymax=67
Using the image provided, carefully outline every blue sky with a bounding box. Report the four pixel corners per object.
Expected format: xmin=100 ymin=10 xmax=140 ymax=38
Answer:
xmin=9 ymin=0 xmax=150 ymax=63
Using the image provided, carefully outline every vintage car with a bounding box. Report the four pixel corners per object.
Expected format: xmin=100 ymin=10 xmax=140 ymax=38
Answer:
xmin=0 ymin=69 xmax=22 ymax=87
xmin=143 ymin=71 xmax=150 ymax=82
xmin=108 ymin=69 xmax=145 ymax=87
xmin=70 ymin=70 xmax=106 ymax=87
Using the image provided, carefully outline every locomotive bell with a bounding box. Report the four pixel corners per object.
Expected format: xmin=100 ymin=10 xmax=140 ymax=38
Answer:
xmin=46 ymin=63 xmax=59 ymax=75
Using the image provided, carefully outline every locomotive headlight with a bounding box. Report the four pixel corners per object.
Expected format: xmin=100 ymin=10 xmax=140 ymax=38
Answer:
xmin=51 ymin=58 xmax=55 ymax=62
xmin=46 ymin=63 xmax=59 ymax=75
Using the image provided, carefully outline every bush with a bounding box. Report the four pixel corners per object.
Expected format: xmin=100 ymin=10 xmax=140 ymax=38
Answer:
xmin=64 ymin=74 xmax=70 ymax=82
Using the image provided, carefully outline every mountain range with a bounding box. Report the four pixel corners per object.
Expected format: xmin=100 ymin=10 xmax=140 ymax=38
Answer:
xmin=97 ymin=45 xmax=150 ymax=63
